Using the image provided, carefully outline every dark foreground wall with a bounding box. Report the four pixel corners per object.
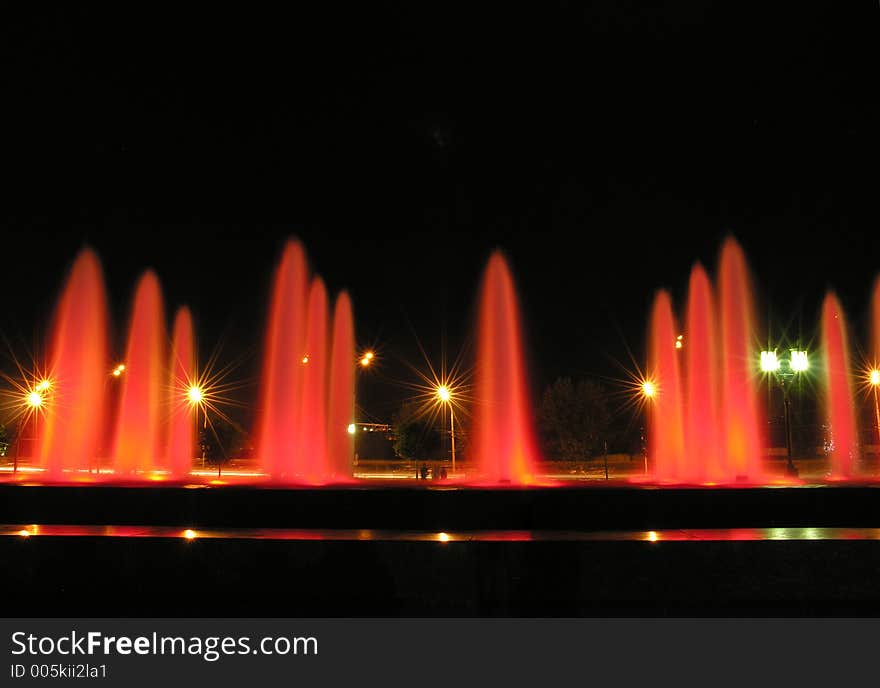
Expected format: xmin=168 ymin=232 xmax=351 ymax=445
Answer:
xmin=4 ymin=537 xmax=880 ymax=617
xmin=3 ymin=483 xmax=880 ymax=529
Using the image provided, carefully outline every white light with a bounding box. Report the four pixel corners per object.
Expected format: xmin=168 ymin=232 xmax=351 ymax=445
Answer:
xmin=347 ymin=423 xmax=356 ymax=435
xmin=790 ymin=350 xmax=808 ymax=373
xmin=760 ymin=350 xmax=780 ymax=372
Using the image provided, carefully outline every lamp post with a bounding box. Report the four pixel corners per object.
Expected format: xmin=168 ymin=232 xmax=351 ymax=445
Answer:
xmin=436 ymin=384 xmax=455 ymax=473
xmin=869 ymin=369 xmax=880 ymax=446
xmin=640 ymin=380 xmax=656 ymax=475
xmin=761 ymin=349 xmax=807 ymax=476
xmin=14 ymin=382 xmax=50 ymax=474
xmin=187 ymin=385 xmax=209 ymax=472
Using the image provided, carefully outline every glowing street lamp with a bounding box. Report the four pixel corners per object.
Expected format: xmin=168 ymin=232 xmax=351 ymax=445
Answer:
xmin=760 ymin=350 xmax=780 ymax=373
xmin=187 ymin=385 xmax=204 ymax=405
xmin=869 ymin=369 xmax=880 ymax=445
xmin=186 ymin=383 xmax=209 ymax=468
xmin=639 ymin=379 xmax=657 ymax=474
xmin=436 ymin=384 xmax=455 ymax=472
xmin=15 ymin=382 xmax=51 ymax=474
xmin=790 ymin=350 xmax=809 ymax=373
xmin=359 ymin=351 xmax=375 ymax=368
xmin=347 ymin=423 xmax=356 ymax=435
xmin=760 ymin=349 xmax=807 ymax=476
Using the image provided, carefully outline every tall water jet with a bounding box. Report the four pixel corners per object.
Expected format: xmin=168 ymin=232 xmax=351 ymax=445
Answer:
xmin=471 ymin=251 xmax=540 ymax=483
xmin=869 ymin=277 xmax=880 ymax=446
xmin=820 ymin=292 xmax=858 ymax=478
xmin=718 ymin=238 xmax=765 ymax=481
xmin=684 ymin=264 xmax=721 ymax=482
xmin=297 ymin=277 xmax=329 ymax=483
xmin=255 ymin=240 xmax=309 ymax=480
xmin=167 ymin=306 xmax=195 ymax=479
xmin=647 ymin=290 xmax=685 ymax=481
xmin=327 ymin=292 xmax=355 ymax=481
xmin=113 ymin=271 xmax=167 ymax=476
xmin=39 ymin=249 xmax=111 ymax=480
xmin=871 ymin=276 xmax=880 ymax=366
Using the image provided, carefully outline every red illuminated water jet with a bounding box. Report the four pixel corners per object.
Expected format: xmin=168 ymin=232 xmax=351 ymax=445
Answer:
xmin=471 ymin=251 xmax=540 ymax=484
xmin=684 ymin=264 xmax=721 ymax=482
xmin=256 ymin=241 xmax=309 ymax=479
xmin=820 ymin=293 xmax=858 ymax=478
xmin=298 ymin=278 xmax=329 ymax=484
xmin=718 ymin=238 xmax=765 ymax=481
xmin=645 ymin=238 xmax=766 ymax=484
xmin=167 ymin=307 xmax=195 ymax=479
xmin=38 ymin=249 xmax=111 ymax=479
xmin=113 ymin=271 xmax=167 ymax=476
xmin=327 ymin=292 xmax=355 ymax=481
xmin=255 ymin=240 xmax=355 ymax=483
xmin=646 ymin=290 xmax=685 ymax=481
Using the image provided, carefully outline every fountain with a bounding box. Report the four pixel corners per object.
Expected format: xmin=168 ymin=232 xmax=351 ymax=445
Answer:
xmin=167 ymin=307 xmax=195 ymax=480
xmin=470 ymin=250 xmax=540 ymax=484
xmin=113 ymin=271 xmax=167 ymax=476
xmin=718 ymin=238 xmax=765 ymax=482
xmin=4 ymin=234 xmax=874 ymax=487
xmin=820 ymin=292 xmax=858 ymax=478
xmin=646 ymin=290 xmax=685 ymax=481
xmin=327 ymin=292 xmax=355 ymax=481
xmin=254 ymin=240 xmax=355 ymax=483
xmin=38 ymin=249 xmax=110 ymax=480
xmin=646 ymin=238 xmax=766 ymax=484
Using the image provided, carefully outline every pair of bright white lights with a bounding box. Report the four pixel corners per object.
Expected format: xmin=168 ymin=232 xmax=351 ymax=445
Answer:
xmin=760 ymin=350 xmax=808 ymax=373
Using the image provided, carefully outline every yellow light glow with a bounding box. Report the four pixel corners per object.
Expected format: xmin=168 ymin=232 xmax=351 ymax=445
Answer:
xmin=26 ymin=391 xmax=43 ymax=408
xmin=187 ymin=385 xmax=204 ymax=404
xmin=117 ymin=364 xmax=125 ymax=371
xmin=18 ymin=529 xmax=31 ymax=537
xmin=183 ymin=529 xmax=197 ymax=540
xmin=641 ymin=380 xmax=656 ymax=399
xmin=301 ymin=355 xmax=310 ymax=364
xmin=871 ymin=370 xmax=880 ymax=387
xmin=347 ymin=423 xmax=356 ymax=435
xmin=112 ymin=368 xmax=122 ymax=377
xmin=360 ymin=356 xmax=371 ymax=367
xmin=647 ymin=531 xmax=658 ymax=542
xmin=36 ymin=380 xmax=51 ymax=392
xmin=675 ymin=334 xmax=683 ymax=350
xmin=438 ymin=532 xmax=450 ymax=543
xmin=436 ymin=385 xmax=451 ymax=403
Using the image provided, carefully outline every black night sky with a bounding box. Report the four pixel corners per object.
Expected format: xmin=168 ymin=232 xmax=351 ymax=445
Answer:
xmin=2 ymin=3 xmax=878 ymax=426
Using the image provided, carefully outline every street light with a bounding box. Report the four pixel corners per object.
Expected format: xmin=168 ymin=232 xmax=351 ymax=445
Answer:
xmin=15 ymin=383 xmax=51 ymax=475
xmin=760 ymin=349 xmax=807 ymax=476
xmin=869 ymin=369 xmax=880 ymax=446
xmin=186 ymin=384 xmax=209 ymax=471
xmin=639 ymin=379 xmax=656 ymax=474
xmin=436 ymin=384 xmax=455 ymax=472
xmin=359 ymin=351 xmax=375 ymax=368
